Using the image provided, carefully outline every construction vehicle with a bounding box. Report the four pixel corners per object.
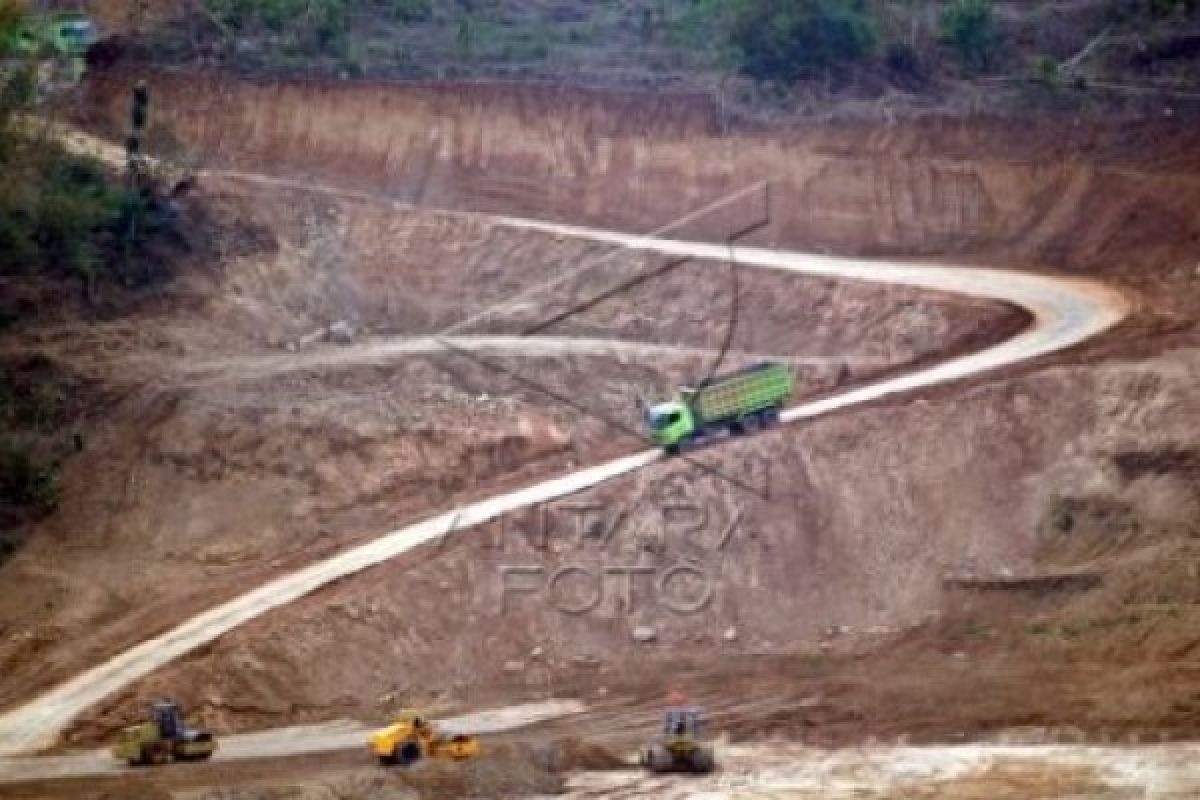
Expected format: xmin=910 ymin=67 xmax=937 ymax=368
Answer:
xmin=644 ymin=361 xmax=794 ymax=453
xmin=1 ymin=11 xmax=96 ymax=91
xmin=368 ymin=709 xmax=480 ymax=766
xmin=111 ymin=701 xmax=217 ymax=766
xmin=638 ymin=706 xmax=716 ymax=774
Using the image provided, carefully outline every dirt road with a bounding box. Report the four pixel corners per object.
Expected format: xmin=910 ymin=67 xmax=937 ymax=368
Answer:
xmin=550 ymin=740 xmax=1200 ymax=798
xmin=172 ymin=334 xmax=875 ymax=387
xmin=0 ymin=699 xmax=582 ymax=784
xmin=0 ymin=176 xmax=1129 ymax=762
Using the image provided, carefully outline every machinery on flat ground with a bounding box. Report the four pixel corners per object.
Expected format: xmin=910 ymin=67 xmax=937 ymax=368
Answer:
xmin=645 ymin=361 xmax=794 ymax=454
xmin=368 ymin=709 xmax=480 ymax=766
xmin=112 ymin=701 xmax=217 ymax=766
xmin=638 ymin=706 xmax=716 ymax=774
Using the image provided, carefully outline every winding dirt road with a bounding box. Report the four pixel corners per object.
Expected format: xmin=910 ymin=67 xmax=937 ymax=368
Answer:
xmin=0 ymin=171 xmax=1129 ymax=771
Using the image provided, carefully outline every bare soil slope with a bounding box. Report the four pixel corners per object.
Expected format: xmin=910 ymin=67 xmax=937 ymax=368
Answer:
xmin=2 ymin=75 xmax=1199 ymax=786
xmin=0 ymin=173 xmax=1005 ymax=728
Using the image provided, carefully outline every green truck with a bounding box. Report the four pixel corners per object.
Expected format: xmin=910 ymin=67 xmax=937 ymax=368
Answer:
xmin=1 ymin=12 xmax=96 ymax=89
xmin=644 ymin=361 xmax=794 ymax=453
xmin=3 ymin=12 xmax=95 ymax=57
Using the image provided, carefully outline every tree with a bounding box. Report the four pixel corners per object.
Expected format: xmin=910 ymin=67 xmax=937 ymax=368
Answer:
xmin=939 ymin=0 xmax=997 ymax=72
xmin=0 ymin=0 xmax=32 ymax=128
xmin=204 ymin=0 xmax=350 ymax=56
xmin=730 ymin=0 xmax=878 ymax=83
xmin=386 ymin=0 xmax=432 ymax=23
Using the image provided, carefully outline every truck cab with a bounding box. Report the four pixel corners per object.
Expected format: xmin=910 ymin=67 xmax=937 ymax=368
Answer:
xmin=645 ymin=401 xmax=694 ymax=451
xmin=49 ymin=14 xmax=97 ymax=58
xmin=5 ymin=13 xmax=95 ymax=57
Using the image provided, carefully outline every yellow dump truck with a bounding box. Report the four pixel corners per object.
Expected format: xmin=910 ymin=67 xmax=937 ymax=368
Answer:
xmin=368 ymin=709 xmax=480 ymax=766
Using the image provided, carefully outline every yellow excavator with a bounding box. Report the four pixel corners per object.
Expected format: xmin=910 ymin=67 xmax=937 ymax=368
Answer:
xmin=112 ymin=701 xmax=217 ymax=766
xmin=368 ymin=709 xmax=480 ymax=766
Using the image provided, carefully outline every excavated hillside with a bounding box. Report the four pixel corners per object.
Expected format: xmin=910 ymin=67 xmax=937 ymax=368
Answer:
xmin=0 ymin=165 xmax=1016 ymax=722
xmin=1 ymin=72 xmax=1200 ymax=800
xmin=74 ymin=72 xmax=1200 ymax=340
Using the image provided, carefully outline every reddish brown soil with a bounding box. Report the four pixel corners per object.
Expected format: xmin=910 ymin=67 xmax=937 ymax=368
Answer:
xmin=0 ymin=175 xmax=1009 ymax=727
xmin=2 ymin=73 xmax=1199 ymax=799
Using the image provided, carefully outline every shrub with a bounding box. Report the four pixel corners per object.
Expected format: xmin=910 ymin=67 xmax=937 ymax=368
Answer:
xmin=0 ymin=439 xmax=58 ymax=510
xmin=0 ymin=145 xmax=149 ymax=291
xmin=309 ymin=0 xmax=349 ymax=51
xmin=206 ymin=0 xmax=252 ymax=30
xmin=31 ymin=178 xmax=122 ymax=283
xmin=1149 ymin=0 xmax=1198 ymax=16
xmin=0 ymin=0 xmax=22 ymax=55
xmin=731 ymin=0 xmax=878 ymax=82
xmin=0 ymin=212 xmax=36 ymax=273
xmin=939 ymin=0 xmax=997 ymax=72
xmin=204 ymin=0 xmax=350 ymax=55
xmin=253 ymin=0 xmax=290 ymax=32
xmin=14 ymin=382 xmax=61 ymax=432
xmin=885 ymin=40 xmax=926 ymax=83
xmin=386 ymin=0 xmax=432 ymax=23
xmin=456 ymin=15 xmax=472 ymax=58
xmin=1029 ymin=54 xmax=1061 ymax=86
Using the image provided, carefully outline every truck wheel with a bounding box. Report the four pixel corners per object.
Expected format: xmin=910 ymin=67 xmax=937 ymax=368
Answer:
xmin=395 ymin=739 xmax=421 ymax=767
xmin=665 ymin=443 xmax=680 ymax=456
xmin=643 ymin=745 xmax=673 ymax=773
xmin=688 ymin=746 xmax=716 ymax=773
xmin=729 ymin=419 xmax=746 ymax=435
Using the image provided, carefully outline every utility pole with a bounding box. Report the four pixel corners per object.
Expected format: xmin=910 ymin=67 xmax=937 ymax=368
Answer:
xmin=124 ymin=79 xmax=149 ymax=284
xmin=126 ymin=79 xmax=148 ymax=187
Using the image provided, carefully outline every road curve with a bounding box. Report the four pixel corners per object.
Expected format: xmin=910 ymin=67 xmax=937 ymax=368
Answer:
xmin=0 ymin=215 xmax=1129 ymax=759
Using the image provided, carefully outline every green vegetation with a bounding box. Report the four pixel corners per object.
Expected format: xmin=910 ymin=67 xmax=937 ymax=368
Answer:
xmin=953 ymin=620 xmax=994 ymax=640
xmin=205 ymin=0 xmax=352 ymax=56
xmin=1148 ymin=0 xmax=1199 ymax=17
xmin=938 ymin=0 xmax=997 ymax=72
xmin=385 ymin=0 xmax=432 ymax=23
xmin=0 ymin=3 xmax=183 ymax=565
xmin=0 ymin=438 xmax=59 ymax=510
xmin=141 ymin=0 xmax=1198 ymax=97
xmin=730 ymin=0 xmax=878 ymax=82
xmin=1028 ymin=613 xmax=1157 ymax=640
xmin=1029 ymin=54 xmax=1062 ymax=86
xmin=666 ymin=0 xmax=737 ymax=47
xmin=0 ymin=360 xmax=70 ymax=564
xmin=0 ymin=0 xmax=22 ymax=54
xmin=0 ymin=128 xmax=169 ymax=295
xmin=1 ymin=0 xmax=179 ymax=298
